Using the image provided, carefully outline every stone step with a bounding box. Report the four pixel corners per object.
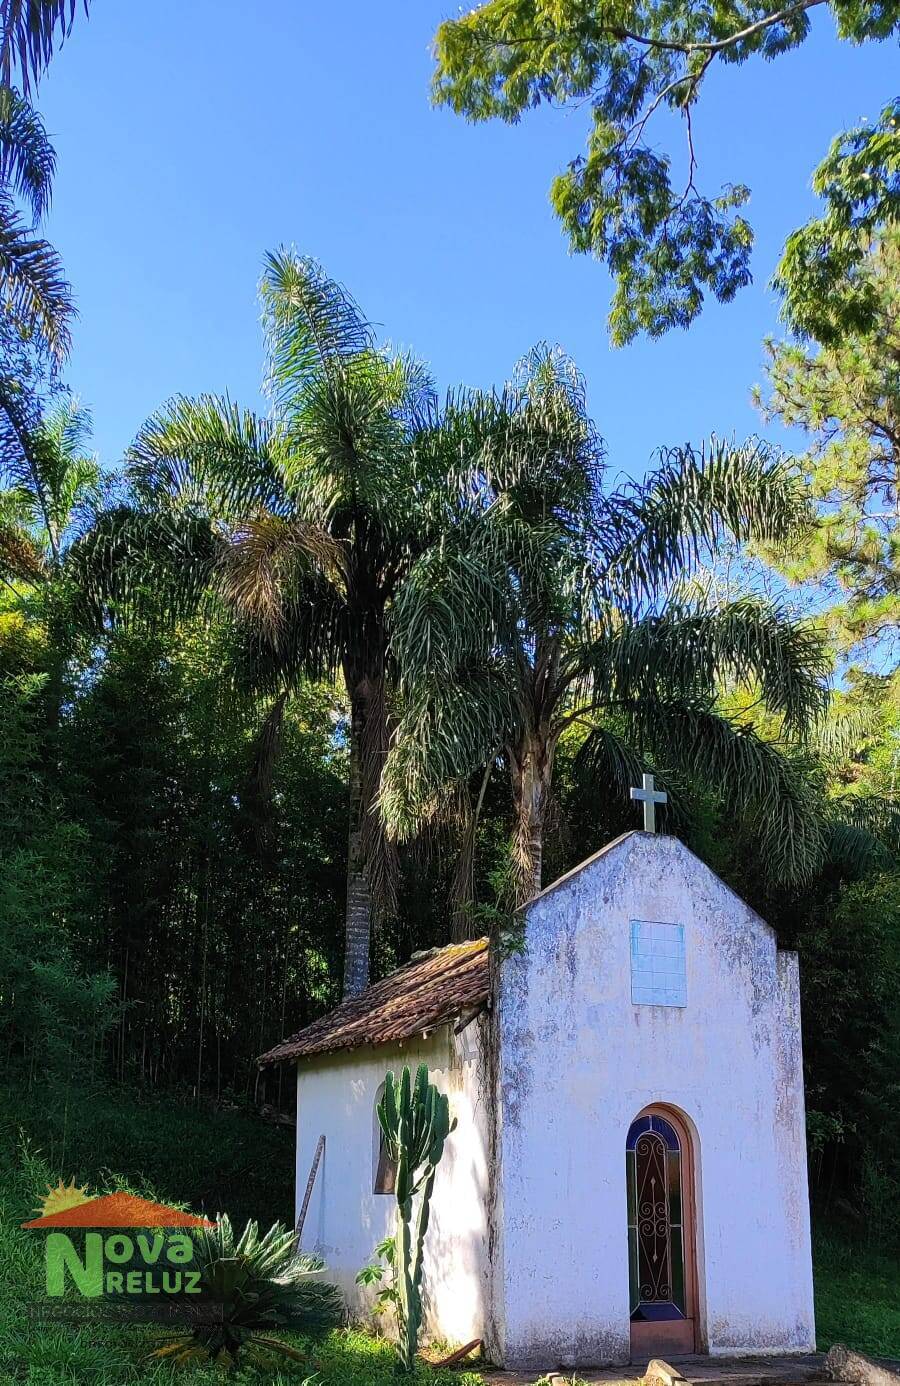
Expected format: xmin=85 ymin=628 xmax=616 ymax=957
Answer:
xmin=479 ymin=1349 xmax=900 ymax=1385
xmin=483 ymin=1353 xmax=828 ymax=1386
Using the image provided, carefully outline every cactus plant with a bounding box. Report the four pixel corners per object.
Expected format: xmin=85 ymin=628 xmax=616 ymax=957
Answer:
xmin=375 ymin=1063 xmax=456 ymax=1373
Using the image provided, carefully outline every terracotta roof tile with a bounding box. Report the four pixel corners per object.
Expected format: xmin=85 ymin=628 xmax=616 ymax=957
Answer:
xmin=257 ymin=938 xmax=490 ymax=1065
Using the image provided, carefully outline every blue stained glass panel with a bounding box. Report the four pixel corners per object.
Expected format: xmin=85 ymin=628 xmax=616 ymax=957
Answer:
xmin=653 ymin=1115 xmax=679 ymax=1150
xmin=626 ymin=1116 xmax=651 ymax=1150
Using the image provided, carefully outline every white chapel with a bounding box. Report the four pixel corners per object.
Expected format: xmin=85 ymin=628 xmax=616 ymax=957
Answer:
xmin=260 ymin=828 xmax=816 ymax=1372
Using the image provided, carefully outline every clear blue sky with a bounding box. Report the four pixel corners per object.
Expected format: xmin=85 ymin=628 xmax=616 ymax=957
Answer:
xmin=37 ymin=0 xmax=898 ymax=477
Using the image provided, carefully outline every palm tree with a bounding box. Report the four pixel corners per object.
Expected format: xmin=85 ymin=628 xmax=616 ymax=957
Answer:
xmin=0 ymin=0 xmax=89 ymax=358
xmin=0 ymin=384 xmax=98 ymax=585
xmin=381 ymin=346 xmax=830 ymax=916
xmin=0 ymin=384 xmax=100 ymax=723
xmin=0 ymin=84 xmax=73 ymax=359
xmin=0 ymin=1 xmax=89 ymax=96
xmin=79 ymin=252 xmax=449 ymax=996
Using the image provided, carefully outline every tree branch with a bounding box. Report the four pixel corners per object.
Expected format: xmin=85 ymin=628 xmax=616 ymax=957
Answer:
xmin=612 ymin=0 xmax=825 ymax=54
xmin=466 ymin=0 xmax=826 ymax=57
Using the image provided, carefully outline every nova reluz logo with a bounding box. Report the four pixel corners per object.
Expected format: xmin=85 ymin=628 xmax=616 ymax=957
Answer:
xmin=22 ymin=1181 xmax=213 ymax=1299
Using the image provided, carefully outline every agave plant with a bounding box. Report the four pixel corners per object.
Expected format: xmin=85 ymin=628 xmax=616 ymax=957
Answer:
xmin=153 ymin=1214 xmax=342 ymax=1368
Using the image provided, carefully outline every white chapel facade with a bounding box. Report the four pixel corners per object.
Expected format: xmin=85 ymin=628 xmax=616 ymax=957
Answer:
xmin=260 ymin=830 xmax=816 ymax=1371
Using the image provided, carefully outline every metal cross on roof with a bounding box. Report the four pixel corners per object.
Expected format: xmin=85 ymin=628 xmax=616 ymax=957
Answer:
xmin=630 ymin=772 xmax=667 ymax=834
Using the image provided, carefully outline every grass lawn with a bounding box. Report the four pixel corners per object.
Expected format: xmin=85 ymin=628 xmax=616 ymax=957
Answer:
xmin=0 ymin=1086 xmax=488 ymax=1384
xmin=2 ymin=1084 xmax=899 ymax=1381
xmin=813 ymin=1229 xmax=900 ymax=1361
xmin=0 ymin=1322 xmax=489 ymax=1385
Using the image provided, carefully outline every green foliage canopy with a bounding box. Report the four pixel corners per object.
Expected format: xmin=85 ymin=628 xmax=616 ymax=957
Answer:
xmin=775 ymin=102 xmax=900 ymax=346
xmin=759 ymin=229 xmax=900 ymax=662
xmin=432 ymin=0 xmax=899 ymax=343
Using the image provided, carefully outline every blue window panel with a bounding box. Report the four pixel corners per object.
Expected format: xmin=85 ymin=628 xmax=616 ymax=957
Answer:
xmin=626 ymin=1115 xmax=652 ymax=1149
xmin=630 ymin=920 xmax=687 ymax=1007
xmin=652 ymin=1115 xmax=679 ymax=1150
xmin=626 ymin=1114 xmax=680 ymax=1153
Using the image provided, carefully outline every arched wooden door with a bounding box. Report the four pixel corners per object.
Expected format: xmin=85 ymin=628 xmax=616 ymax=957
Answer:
xmin=626 ymin=1108 xmax=699 ymax=1360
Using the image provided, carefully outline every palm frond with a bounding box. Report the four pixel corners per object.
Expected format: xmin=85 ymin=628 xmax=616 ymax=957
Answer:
xmin=814 ymin=702 xmax=883 ymax=761
xmin=573 ymin=725 xmax=696 ymax=837
xmin=40 ymin=390 xmax=90 ymax=455
xmin=0 ymin=0 xmax=88 ymax=96
xmin=608 ymin=437 xmax=810 ymax=601
xmin=67 ymin=506 xmax=221 ymax=628
xmin=821 ymin=821 xmax=888 ymax=878
xmin=218 ymin=517 xmax=346 ymax=639
xmin=458 ymin=359 xmax=604 ymax=525
xmin=0 ymin=372 xmax=56 ymax=543
xmin=261 ymin=249 xmax=373 ymax=410
xmin=190 ymin=1213 xmax=343 ymax=1351
xmin=577 ymin=599 xmax=828 ymax=735
xmin=832 ymin=794 xmax=900 ymax=856
xmin=575 ymin=723 xmax=646 ymax=806
xmin=390 ymin=533 xmax=511 ymax=686
xmin=34 ymin=396 xmax=98 ymax=542
xmin=652 ymin=434 xmax=809 ymax=546
xmin=0 ymin=518 xmax=43 ymax=581
xmin=274 ymin=349 xmax=421 ymax=527
xmin=0 ymin=385 xmax=98 ymax=555
xmin=589 ymin=699 xmax=825 ymax=886
xmin=235 ymin=577 xmax=347 ymax=691
xmin=0 ymin=86 xmax=54 ymax=219
xmin=127 ymin=394 xmax=284 ymax=517
xmin=381 ymin=666 xmax=518 ymax=842
xmin=0 ymin=193 xmax=72 ymax=357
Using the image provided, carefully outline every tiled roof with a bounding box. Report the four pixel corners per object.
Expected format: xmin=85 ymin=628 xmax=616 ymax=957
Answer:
xmin=257 ymin=938 xmax=490 ymax=1065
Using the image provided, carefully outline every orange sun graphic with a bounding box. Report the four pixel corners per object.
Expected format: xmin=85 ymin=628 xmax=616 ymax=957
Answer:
xmin=36 ymin=1178 xmax=91 ymax=1219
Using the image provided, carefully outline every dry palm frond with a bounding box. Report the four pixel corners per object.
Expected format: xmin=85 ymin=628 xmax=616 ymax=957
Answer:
xmin=218 ymin=518 xmax=346 ymax=639
xmin=0 ymin=520 xmax=46 ymax=582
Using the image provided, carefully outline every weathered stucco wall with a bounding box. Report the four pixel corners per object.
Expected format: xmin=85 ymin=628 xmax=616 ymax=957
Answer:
xmin=494 ymin=831 xmax=815 ymax=1370
xmin=294 ymin=1018 xmax=491 ymax=1345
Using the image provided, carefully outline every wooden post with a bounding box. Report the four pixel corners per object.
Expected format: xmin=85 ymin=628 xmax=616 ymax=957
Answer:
xmin=294 ymin=1134 xmax=325 ymax=1249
